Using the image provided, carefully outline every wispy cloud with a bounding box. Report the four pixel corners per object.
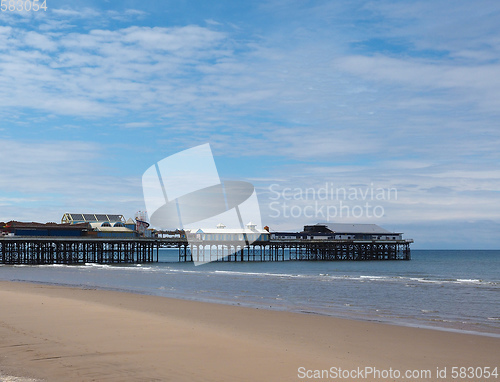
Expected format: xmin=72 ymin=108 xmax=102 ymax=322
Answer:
xmin=1 ymin=1 xmax=500 ymax=247
xmin=0 ymin=139 xmax=143 ymax=222
xmin=51 ymin=7 xmax=100 ymax=18
xmin=0 ymin=24 xmax=228 ymax=116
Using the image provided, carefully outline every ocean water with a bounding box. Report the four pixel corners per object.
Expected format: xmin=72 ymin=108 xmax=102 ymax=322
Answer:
xmin=0 ymin=250 xmax=499 ymax=337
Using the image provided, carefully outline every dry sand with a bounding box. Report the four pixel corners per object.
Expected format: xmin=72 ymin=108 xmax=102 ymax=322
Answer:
xmin=0 ymin=281 xmax=498 ymax=381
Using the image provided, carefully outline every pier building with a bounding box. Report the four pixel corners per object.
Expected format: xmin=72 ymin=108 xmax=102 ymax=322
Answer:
xmin=1 ymin=221 xmax=90 ymax=237
xmin=62 ymin=213 xmax=138 ymax=238
xmin=271 ymin=223 xmax=403 ymax=241
xmin=186 ymin=222 xmax=270 ymax=242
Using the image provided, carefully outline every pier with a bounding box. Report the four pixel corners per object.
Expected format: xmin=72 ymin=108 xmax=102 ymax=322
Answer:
xmin=0 ymin=237 xmax=162 ymax=265
xmin=181 ymin=239 xmax=412 ymax=262
xmin=0 ymin=237 xmax=411 ymax=264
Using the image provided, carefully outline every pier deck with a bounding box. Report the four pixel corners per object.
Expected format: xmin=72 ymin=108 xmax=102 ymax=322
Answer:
xmin=0 ymin=237 xmax=411 ymax=264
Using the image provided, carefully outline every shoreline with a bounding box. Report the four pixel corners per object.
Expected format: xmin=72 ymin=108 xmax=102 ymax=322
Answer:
xmin=1 ymin=280 xmax=499 ymax=381
xmin=3 ymin=277 xmax=500 ymax=339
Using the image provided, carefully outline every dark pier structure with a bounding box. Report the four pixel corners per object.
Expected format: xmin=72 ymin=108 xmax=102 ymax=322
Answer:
xmin=179 ymin=223 xmax=412 ymax=263
xmin=0 ymin=223 xmax=412 ymax=264
xmin=0 ymin=237 xmax=161 ymax=265
xmin=0 ymin=237 xmax=411 ymax=265
xmin=180 ymin=239 xmax=412 ymax=263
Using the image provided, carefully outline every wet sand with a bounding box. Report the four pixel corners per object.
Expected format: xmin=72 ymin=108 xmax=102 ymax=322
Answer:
xmin=0 ymin=281 xmax=498 ymax=381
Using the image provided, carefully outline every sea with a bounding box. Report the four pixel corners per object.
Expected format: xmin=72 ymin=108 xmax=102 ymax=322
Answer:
xmin=0 ymin=249 xmax=499 ymax=337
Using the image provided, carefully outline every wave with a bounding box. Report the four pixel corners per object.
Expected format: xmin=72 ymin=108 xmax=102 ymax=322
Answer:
xmin=3 ymin=261 xmax=497 ymax=289
xmin=214 ymin=270 xmax=305 ymax=278
xmin=456 ymin=278 xmax=482 ymax=284
xmin=156 ymin=269 xmax=499 ymax=288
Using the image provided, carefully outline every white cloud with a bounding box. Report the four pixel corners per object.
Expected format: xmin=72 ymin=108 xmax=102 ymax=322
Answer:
xmin=364 ymin=0 xmax=500 ymax=55
xmin=51 ymin=7 xmax=100 ymax=18
xmin=107 ymin=9 xmax=148 ymax=22
xmin=23 ymin=31 xmax=58 ymax=51
xmin=0 ymin=25 xmax=229 ymax=117
xmin=122 ymin=122 xmax=153 ymax=129
xmin=1 ymin=1 xmax=500 ymax=247
xmin=335 ymin=55 xmax=500 ymax=97
xmin=256 ymin=159 xmax=500 ymax=237
xmin=0 ymin=139 xmax=144 ymax=222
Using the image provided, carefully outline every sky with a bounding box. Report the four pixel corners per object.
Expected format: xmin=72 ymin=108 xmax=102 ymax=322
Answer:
xmin=1 ymin=0 xmax=500 ymax=248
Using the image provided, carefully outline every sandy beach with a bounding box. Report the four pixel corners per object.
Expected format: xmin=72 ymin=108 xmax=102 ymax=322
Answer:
xmin=0 ymin=281 xmax=498 ymax=382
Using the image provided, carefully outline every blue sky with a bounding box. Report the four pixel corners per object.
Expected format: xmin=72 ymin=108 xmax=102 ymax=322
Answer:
xmin=1 ymin=0 xmax=500 ymax=248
